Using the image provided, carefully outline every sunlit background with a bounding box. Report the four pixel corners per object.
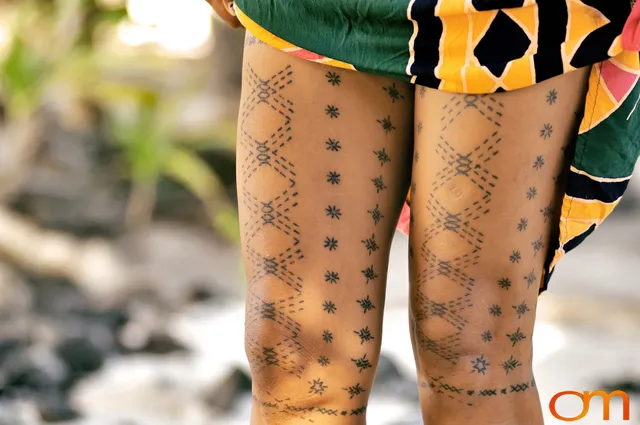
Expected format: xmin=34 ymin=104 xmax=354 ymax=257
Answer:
xmin=0 ymin=1 xmax=638 ymax=424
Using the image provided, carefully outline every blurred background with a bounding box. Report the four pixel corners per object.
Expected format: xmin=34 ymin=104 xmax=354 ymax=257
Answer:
xmin=0 ymin=1 xmax=637 ymax=424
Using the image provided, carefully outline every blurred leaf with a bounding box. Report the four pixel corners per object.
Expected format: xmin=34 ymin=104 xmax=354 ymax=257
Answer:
xmin=0 ymin=36 xmax=49 ymax=117
xmin=163 ymin=146 xmax=238 ymax=242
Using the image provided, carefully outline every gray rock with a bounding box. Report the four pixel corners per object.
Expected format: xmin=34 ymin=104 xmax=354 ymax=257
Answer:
xmin=372 ymin=354 xmax=419 ymax=402
xmin=202 ymin=367 xmax=251 ymax=414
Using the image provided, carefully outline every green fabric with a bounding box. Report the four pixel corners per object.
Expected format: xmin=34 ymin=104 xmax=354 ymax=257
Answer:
xmin=235 ymin=0 xmax=414 ymax=78
xmin=576 ymin=86 xmax=640 ymax=178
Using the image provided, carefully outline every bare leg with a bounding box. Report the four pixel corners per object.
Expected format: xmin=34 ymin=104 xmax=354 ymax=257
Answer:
xmin=238 ymin=34 xmax=413 ymax=424
xmin=410 ymin=69 xmax=589 ymax=425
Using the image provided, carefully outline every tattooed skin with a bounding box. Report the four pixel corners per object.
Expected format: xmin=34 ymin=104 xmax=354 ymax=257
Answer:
xmin=411 ymin=88 xmax=566 ymax=410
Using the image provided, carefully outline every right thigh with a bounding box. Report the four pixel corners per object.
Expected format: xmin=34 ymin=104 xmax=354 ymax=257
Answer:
xmin=238 ymin=33 xmax=413 ymax=420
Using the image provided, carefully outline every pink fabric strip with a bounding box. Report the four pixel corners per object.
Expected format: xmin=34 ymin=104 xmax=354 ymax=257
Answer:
xmin=622 ymin=1 xmax=640 ymax=51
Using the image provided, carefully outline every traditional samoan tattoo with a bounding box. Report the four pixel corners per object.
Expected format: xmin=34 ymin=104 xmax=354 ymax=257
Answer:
xmin=241 ymin=63 xmax=309 ymax=382
xmin=324 ymin=237 xmax=338 ymax=251
xmin=361 ymin=265 xmax=378 ymax=283
xmin=502 ymin=356 xmax=522 ymax=374
xmin=533 ymin=155 xmax=545 ymax=170
xmin=357 ymin=295 xmax=376 ymax=313
xmin=309 ymin=378 xmax=328 ymax=395
xmin=245 ymin=34 xmax=266 ymax=46
xmin=322 ymin=330 xmax=333 ymax=343
xmin=420 ymin=376 xmax=537 ymax=407
xmin=325 ymin=271 xmax=339 ymax=284
xmin=327 ymin=171 xmax=341 ymax=185
xmin=377 ymin=116 xmax=396 ymax=133
xmin=326 ymin=138 xmax=341 ymax=151
xmin=318 ymin=355 xmax=330 ymax=366
xmin=362 ymin=234 xmax=380 ymax=255
xmin=351 ymin=354 xmax=372 ymax=372
xmin=325 ymin=205 xmax=342 ymax=219
xmin=524 ymin=270 xmax=537 ymax=288
xmin=326 ymin=72 xmax=341 ymax=86
xmin=326 ymin=105 xmax=340 ymax=118
xmin=512 ymin=301 xmax=530 ymax=318
xmin=419 ymin=86 xmax=427 ymax=99
xmin=354 ymin=326 xmax=374 ymax=344
xmin=546 ymin=89 xmax=558 ymax=105
xmin=526 ymin=187 xmax=538 ymax=200
xmin=517 ymin=217 xmax=528 ymax=232
xmin=540 ymin=124 xmax=553 ymax=139
xmin=413 ymin=94 xmax=503 ymax=372
xmin=509 ymin=250 xmax=522 ymax=263
xmin=417 ymin=121 xmax=423 ymax=134
xmin=489 ymin=304 xmax=502 ymax=316
xmin=323 ymin=300 xmax=337 ymax=314
xmin=374 ymin=148 xmax=391 ymax=166
xmin=252 ymin=394 xmax=368 ymax=420
xmin=368 ymin=204 xmax=384 ymax=225
xmin=541 ymin=204 xmax=553 ymax=222
xmin=383 ymin=83 xmax=405 ymax=103
xmin=343 ymin=383 xmax=366 ymax=399
xmin=371 ymin=176 xmax=387 ymax=193
xmin=498 ymin=277 xmax=512 ymax=289
xmin=532 ymin=237 xmax=544 ymax=256
xmin=471 ymin=355 xmax=490 ymax=375
xmin=481 ymin=330 xmax=493 ymax=342
xmin=507 ymin=327 xmax=527 ymax=347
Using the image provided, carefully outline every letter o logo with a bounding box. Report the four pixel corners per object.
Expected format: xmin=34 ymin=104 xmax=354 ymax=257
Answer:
xmin=550 ymin=391 xmax=590 ymax=421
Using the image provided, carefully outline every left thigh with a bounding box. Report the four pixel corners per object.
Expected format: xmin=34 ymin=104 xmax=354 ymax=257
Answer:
xmin=409 ymin=68 xmax=589 ymax=392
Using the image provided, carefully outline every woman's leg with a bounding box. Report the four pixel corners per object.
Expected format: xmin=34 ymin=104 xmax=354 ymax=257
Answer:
xmin=409 ymin=69 xmax=590 ymax=424
xmin=238 ymin=34 xmax=413 ymax=424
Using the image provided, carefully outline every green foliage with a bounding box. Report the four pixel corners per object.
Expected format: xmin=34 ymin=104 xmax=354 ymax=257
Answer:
xmin=0 ymin=0 xmax=240 ymax=243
